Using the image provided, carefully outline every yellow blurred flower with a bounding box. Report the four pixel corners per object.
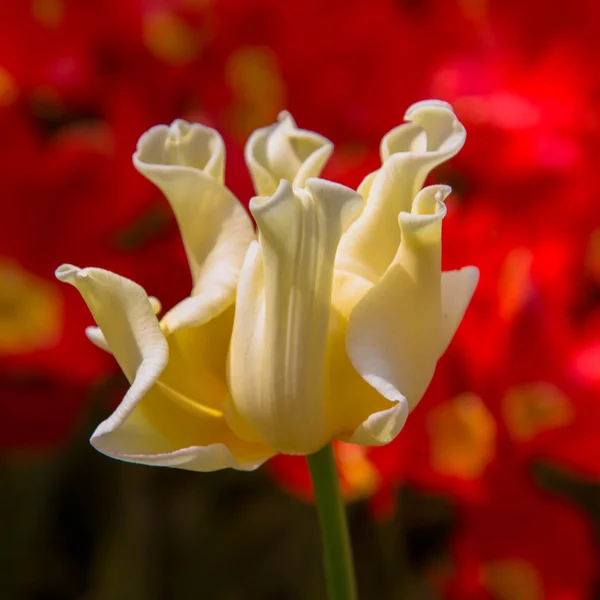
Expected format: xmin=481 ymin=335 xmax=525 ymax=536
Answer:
xmin=56 ymin=100 xmax=477 ymax=470
xmin=0 ymin=258 xmax=63 ymax=353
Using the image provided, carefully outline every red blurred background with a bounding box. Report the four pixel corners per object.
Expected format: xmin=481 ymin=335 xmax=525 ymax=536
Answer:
xmin=1 ymin=1 xmax=599 ymax=598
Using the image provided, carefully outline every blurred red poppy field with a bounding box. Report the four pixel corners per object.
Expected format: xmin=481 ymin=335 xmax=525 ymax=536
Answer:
xmin=1 ymin=1 xmax=599 ymax=598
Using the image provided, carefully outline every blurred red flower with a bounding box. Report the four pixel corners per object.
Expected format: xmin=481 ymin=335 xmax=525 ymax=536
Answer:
xmin=440 ymin=468 xmax=597 ymax=600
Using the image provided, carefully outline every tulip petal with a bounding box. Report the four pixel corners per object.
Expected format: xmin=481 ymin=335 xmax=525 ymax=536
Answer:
xmin=85 ymin=296 xmax=162 ymax=352
xmin=158 ymin=308 xmax=235 ymax=412
xmin=228 ymin=179 xmax=363 ymax=454
xmin=337 ymin=99 xmax=465 ymax=282
xmin=134 ymin=120 xmax=255 ymax=333
xmin=55 ymin=265 xmax=167 ymax=384
xmin=85 ymin=325 xmax=109 ymax=352
xmin=440 ymin=266 xmax=479 ymax=356
xmin=245 ymin=111 xmax=333 ymax=196
xmin=343 ymin=378 xmax=409 ymax=446
xmin=93 ymin=379 xmax=274 ymax=472
xmin=56 ymin=265 xmax=273 ymax=471
xmin=346 ymin=185 xmax=449 ymax=415
xmin=325 ymin=298 xmax=409 ymax=446
xmin=95 ymin=314 xmax=275 ymax=471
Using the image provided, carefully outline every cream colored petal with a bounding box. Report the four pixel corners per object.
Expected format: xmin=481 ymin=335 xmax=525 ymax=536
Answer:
xmin=323 ymin=295 xmax=409 ymax=447
xmin=228 ymin=179 xmax=363 ymax=454
xmin=148 ymin=295 xmax=162 ymax=315
xmin=91 ymin=379 xmax=274 ymax=472
xmin=245 ymin=111 xmax=333 ymax=196
xmin=440 ymin=267 xmax=479 ymax=356
xmin=383 ymin=99 xmax=464 ymax=161
xmin=55 ymin=264 xmax=273 ymax=471
xmin=158 ymin=308 xmax=235 ymax=412
xmin=337 ymin=99 xmax=466 ymax=283
xmin=134 ymin=120 xmax=255 ymax=333
xmin=91 ymin=311 xmax=275 ymax=471
xmin=85 ymin=326 xmax=110 ymax=352
xmin=85 ymin=296 xmax=162 ymax=352
xmin=346 ymin=185 xmax=449 ymax=414
xmin=343 ymin=378 xmax=409 ymax=446
xmin=92 ymin=440 xmax=272 ymax=471
xmin=55 ymin=265 xmax=167 ymax=384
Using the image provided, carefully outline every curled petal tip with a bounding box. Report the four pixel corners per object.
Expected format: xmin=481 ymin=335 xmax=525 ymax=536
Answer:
xmin=277 ymin=110 xmax=295 ymax=125
xmin=413 ymin=183 xmax=452 ymax=215
xmin=399 ymin=185 xmax=449 ymax=231
xmin=55 ymin=263 xmax=83 ymax=283
xmin=133 ymin=119 xmax=225 ymax=179
xmin=245 ymin=112 xmax=332 ymax=196
xmin=404 ymin=99 xmax=454 ymax=119
xmin=434 ymin=186 xmax=452 ymax=203
xmin=249 ymin=178 xmax=293 ymax=215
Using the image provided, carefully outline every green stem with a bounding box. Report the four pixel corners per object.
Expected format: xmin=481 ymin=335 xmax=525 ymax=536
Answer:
xmin=306 ymin=444 xmax=358 ymax=600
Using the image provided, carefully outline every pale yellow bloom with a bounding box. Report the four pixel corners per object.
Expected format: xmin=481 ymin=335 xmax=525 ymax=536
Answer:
xmin=56 ymin=100 xmax=478 ymax=470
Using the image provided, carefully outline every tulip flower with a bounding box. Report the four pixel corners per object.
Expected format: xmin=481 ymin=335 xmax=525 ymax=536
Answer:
xmin=56 ymin=99 xmax=476 ymax=600
xmin=56 ymin=99 xmax=477 ymax=469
